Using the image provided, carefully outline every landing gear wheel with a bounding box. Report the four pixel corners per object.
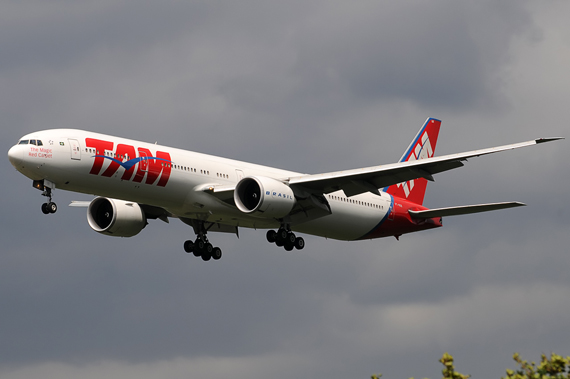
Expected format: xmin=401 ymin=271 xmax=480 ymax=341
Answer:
xmin=266 ymin=230 xmax=276 ymax=243
xmin=41 ymin=202 xmax=57 ymax=214
xmin=276 ymin=228 xmax=288 ymax=243
xmin=294 ymin=237 xmax=305 ymax=250
xmin=286 ymin=232 xmax=296 ymax=245
xmin=284 ymin=242 xmax=294 ymax=251
xmin=196 ymin=238 xmax=206 ymax=252
xmin=201 ymin=250 xmax=212 ymax=261
xmin=212 ymin=247 xmax=222 ymax=260
xmin=184 ymin=240 xmax=194 ymax=253
xmin=198 ymin=241 xmax=213 ymax=261
xmin=47 ymin=202 xmax=57 ymax=213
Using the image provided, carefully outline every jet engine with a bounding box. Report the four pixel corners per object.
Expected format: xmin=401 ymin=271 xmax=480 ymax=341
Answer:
xmin=234 ymin=176 xmax=296 ymax=218
xmin=87 ymin=197 xmax=147 ymax=237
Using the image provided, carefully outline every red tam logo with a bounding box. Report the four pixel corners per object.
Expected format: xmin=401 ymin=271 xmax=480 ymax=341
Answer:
xmin=86 ymin=138 xmax=172 ymax=187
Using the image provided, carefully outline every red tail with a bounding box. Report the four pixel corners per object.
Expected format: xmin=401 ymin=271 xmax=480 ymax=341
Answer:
xmin=385 ymin=118 xmax=441 ymax=205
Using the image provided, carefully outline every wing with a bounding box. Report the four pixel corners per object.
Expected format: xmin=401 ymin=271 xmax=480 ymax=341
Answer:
xmin=201 ymin=137 xmax=560 ymax=224
xmin=287 ymin=138 xmax=562 ymax=197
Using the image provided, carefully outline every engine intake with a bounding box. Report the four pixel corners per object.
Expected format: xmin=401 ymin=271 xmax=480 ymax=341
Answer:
xmin=234 ymin=176 xmax=296 ymax=218
xmin=87 ymin=197 xmax=147 ymax=237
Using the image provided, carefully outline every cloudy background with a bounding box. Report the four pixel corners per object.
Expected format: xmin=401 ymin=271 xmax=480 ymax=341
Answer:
xmin=1 ymin=1 xmax=569 ymax=378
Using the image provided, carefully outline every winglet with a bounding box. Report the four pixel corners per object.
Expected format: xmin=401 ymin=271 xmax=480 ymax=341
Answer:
xmin=535 ymin=137 xmax=564 ymax=144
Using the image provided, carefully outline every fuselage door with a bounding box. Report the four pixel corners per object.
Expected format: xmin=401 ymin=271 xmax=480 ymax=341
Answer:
xmin=235 ymin=169 xmax=244 ymax=181
xmin=69 ymin=139 xmax=81 ymax=160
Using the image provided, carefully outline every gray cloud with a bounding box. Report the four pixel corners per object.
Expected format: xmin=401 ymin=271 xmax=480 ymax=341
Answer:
xmin=1 ymin=1 xmax=569 ymax=378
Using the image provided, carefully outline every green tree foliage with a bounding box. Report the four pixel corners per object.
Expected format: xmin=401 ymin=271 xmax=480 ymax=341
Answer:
xmin=371 ymin=352 xmax=570 ymax=379
xmin=503 ymin=352 xmax=570 ymax=379
xmin=439 ymin=352 xmax=470 ymax=379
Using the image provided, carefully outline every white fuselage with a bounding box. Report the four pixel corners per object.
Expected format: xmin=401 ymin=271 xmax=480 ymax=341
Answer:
xmin=8 ymin=129 xmax=401 ymax=241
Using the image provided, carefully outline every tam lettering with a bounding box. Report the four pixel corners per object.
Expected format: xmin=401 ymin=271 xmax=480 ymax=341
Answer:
xmin=85 ymin=138 xmax=171 ymax=187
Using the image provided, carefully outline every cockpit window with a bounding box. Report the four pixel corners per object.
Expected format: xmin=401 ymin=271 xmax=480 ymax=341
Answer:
xmin=17 ymin=139 xmax=43 ymax=146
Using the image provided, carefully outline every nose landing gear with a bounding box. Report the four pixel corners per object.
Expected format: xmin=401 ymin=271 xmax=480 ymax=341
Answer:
xmin=34 ymin=180 xmax=57 ymax=214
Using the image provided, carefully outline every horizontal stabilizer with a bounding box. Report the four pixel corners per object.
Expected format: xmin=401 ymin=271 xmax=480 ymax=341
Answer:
xmin=409 ymin=202 xmax=526 ymax=219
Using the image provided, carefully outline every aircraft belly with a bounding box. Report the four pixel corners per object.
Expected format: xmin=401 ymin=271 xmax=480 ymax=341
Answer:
xmin=293 ymin=201 xmax=390 ymax=241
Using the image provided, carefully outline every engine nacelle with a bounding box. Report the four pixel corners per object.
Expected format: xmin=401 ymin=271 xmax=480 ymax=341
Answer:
xmin=234 ymin=176 xmax=296 ymax=218
xmin=87 ymin=197 xmax=147 ymax=237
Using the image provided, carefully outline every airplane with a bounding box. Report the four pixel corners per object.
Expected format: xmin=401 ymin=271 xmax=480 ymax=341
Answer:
xmin=7 ymin=118 xmax=562 ymax=261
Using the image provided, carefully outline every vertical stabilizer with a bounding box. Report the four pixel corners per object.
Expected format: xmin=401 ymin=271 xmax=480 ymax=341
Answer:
xmin=385 ymin=118 xmax=441 ymax=205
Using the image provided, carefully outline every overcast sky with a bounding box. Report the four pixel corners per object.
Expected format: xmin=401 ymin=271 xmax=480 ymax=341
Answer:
xmin=1 ymin=1 xmax=569 ymax=378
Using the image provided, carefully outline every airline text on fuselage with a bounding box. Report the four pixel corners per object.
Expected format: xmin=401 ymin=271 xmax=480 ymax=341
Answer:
xmin=85 ymin=138 xmax=172 ymax=187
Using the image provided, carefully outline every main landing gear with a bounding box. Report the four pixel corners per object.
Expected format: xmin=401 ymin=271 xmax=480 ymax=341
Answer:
xmin=183 ymin=236 xmax=222 ymax=261
xmin=266 ymin=227 xmax=305 ymax=251
xmin=182 ymin=220 xmax=223 ymax=262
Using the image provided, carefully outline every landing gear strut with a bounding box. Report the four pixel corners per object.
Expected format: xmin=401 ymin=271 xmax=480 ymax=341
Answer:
xmin=267 ymin=227 xmax=305 ymax=251
xmin=182 ymin=221 xmax=223 ymax=261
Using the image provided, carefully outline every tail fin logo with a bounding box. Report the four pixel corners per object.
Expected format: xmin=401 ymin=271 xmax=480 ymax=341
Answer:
xmin=397 ymin=131 xmax=434 ymax=198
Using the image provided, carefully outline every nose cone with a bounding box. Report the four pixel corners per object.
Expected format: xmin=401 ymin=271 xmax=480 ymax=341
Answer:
xmin=8 ymin=145 xmax=23 ymax=168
